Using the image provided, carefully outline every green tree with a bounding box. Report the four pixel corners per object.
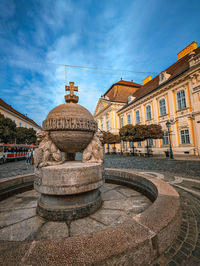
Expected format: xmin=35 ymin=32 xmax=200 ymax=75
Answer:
xmin=0 ymin=113 xmax=16 ymax=143
xmin=102 ymin=131 xmax=120 ymax=154
xmin=119 ymin=124 xmax=138 ymax=154
xmin=15 ymin=127 xmax=36 ymax=144
xmin=119 ymin=124 xmax=164 ymax=156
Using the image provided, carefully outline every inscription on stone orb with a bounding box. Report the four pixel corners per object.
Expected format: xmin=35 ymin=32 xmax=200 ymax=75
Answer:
xmin=43 ymin=117 xmax=97 ymax=132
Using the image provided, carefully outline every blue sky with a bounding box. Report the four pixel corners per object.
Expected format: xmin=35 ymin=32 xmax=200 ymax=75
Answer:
xmin=0 ymin=0 xmax=200 ymax=126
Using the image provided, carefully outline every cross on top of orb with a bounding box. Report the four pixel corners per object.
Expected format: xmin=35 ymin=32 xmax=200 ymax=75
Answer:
xmin=65 ymin=82 xmax=79 ymax=103
xmin=65 ymin=82 xmax=78 ymax=96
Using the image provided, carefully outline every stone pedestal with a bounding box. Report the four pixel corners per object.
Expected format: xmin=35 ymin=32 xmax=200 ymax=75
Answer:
xmin=34 ymin=162 xmax=104 ymax=221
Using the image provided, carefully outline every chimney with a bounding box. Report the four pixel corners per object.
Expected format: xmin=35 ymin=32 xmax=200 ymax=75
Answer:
xmin=177 ymin=41 xmax=197 ymax=60
xmin=142 ymin=76 xmax=152 ymax=85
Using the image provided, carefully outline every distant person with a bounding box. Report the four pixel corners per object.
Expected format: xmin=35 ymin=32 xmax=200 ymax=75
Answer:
xmin=31 ymin=149 xmax=34 ymax=165
xmin=26 ymin=149 xmax=31 ymax=165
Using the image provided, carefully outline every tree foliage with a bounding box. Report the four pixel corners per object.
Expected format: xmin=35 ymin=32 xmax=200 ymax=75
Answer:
xmin=119 ymin=124 xmax=164 ymax=142
xmin=0 ymin=113 xmax=37 ymax=144
xmin=0 ymin=113 xmax=16 ymax=143
xmin=15 ymin=127 xmax=37 ymax=144
xmin=102 ymin=131 xmax=120 ymax=145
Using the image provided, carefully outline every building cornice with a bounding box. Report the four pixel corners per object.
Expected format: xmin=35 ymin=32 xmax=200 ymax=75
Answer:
xmin=118 ymin=62 xmax=200 ymax=115
xmin=94 ymin=100 xmax=125 ymax=118
xmin=0 ymin=105 xmax=41 ymax=129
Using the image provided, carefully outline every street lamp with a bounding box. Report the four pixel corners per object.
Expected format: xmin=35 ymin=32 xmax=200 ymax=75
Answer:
xmin=166 ymin=121 xmax=174 ymax=159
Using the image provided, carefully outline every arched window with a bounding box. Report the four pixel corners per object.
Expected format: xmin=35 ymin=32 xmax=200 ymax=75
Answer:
xmin=177 ymin=90 xmax=186 ymax=110
xmin=146 ymin=105 xmax=152 ymax=121
xmin=159 ymin=99 xmax=166 ymax=116
xmin=180 ymin=129 xmax=190 ymax=144
xmin=106 ymin=114 xmax=109 ymax=131
xmin=162 ymin=131 xmax=169 ymax=145
xmin=101 ymin=119 xmax=103 ymax=131
xmin=135 ymin=110 xmax=140 ymax=124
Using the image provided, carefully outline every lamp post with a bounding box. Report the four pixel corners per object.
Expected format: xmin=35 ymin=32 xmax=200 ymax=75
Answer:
xmin=166 ymin=121 xmax=174 ymax=159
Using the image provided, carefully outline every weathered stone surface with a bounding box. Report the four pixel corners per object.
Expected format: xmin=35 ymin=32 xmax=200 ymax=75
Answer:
xmin=101 ymin=189 xmax=125 ymax=201
xmin=35 ymin=162 xmax=103 ymax=195
xmin=70 ymin=217 xmax=106 ymax=236
xmin=43 ymin=102 xmax=97 ymax=153
xmin=103 ymin=197 xmax=151 ymax=212
xmin=117 ymin=186 xmax=142 ymax=197
xmin=0 ymin=168 xmax=181 ymax=265
xmin=36 ymin=190 xmax=102 ymax=221
xmin=0 ymin=183 xmax=152 ymax=241
xmin=0 ymin=216 xmax=44 ymax=241
xmin=34 ymin=222 xmax=69 ymax=240
xmin=0 ymin=208 xmax=36 ymax=228
xmin=90 ymin=208 xmax=125 ymax=226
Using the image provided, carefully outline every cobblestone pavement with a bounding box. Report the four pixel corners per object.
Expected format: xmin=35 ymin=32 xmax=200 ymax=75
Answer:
xmin=0 ymin=159 xmax=34 ymax=179
xmin=1 ymin=155 xmax=200 ymax=265
xmin=0 ymin=183 xmax=151 ymax=241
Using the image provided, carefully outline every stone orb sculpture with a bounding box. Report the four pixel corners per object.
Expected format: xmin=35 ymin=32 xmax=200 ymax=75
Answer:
xmin=43 ymin=103 xmax=97 ymax=154
xmin=34 ymin=81 xmax=104 ymax=221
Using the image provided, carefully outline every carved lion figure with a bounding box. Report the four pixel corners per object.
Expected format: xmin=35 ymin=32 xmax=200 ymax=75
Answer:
xmin=82 ymin=131 xmax=104 ymax=163
xmin=35 ymin=131 xmax=62 ymax=168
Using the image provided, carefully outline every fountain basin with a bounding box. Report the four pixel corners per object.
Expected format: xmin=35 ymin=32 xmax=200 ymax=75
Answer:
xmin=0 ymin=168 xmax=181 ymax=265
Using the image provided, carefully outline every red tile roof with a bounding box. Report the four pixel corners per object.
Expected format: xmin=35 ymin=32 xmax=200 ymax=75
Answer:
xmin=116 ymin=80 xmax=142 ymax=87
xmin=0 ymin=98 xmax=41 ymax=129
xmin=103 ymin=80 xmax=142 ymax=103
xmin=119 ymin=46 xmax=200 ymax=112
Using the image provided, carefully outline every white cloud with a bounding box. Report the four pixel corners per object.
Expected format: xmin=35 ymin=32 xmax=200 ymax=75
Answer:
xmin=1 ymin=0 xmax=162 ymax=126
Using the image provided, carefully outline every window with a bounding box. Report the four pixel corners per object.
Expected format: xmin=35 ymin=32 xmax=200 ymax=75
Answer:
xmin=127 ymin=114 xmax=131 ymax=124
xmin=162 ymin=132 xmax=169 ymax=145
xmin=135 ymin=110 xmax=140 ymax=124
xmin=177 ymin=90 xmax=186 ymax=110
xmin=137 ymin=141 xmax=141 ymax=147
xmin=180 ymin=129 xmax=190 ymax=144
xmin=106 ymin=114 xmax=109 ymax=131
xmin=106 ymin=120 xmax=109 ymax=131
xmin=159 ymin=99 xmax=166 ymax=116
xmin=101 ymin=119 xmax=103 ymax=131
xmin=128 ymin=95 xmax=132 ymax=103
xmin=25 ymin=124 xmax=27 ymax=128
xmin=146 ymin=105 xmax=152 ymax=121
xmin=120 ymin=117 xmax=124 ymax=128
xmin=147 ymin=138 xmax=153 ymax=146
xmin=19 ymin=122 xmax=22 ymax=127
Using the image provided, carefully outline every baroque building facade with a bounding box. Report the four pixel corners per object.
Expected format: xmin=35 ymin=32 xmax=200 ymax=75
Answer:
xmin=94 ymin=42 xmax=200 ymax=156
xmin=0 ymin=98 xmax=41 ymax=133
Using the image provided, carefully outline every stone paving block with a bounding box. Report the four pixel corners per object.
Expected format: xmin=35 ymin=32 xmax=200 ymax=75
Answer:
xmin=70 ymin=217 xmax=106 ymax=236
xmin=0 ymin=208 xmax=36 ymax=228
xmin=34 ymin=222 xmax=69 ymax=240
xmin=103 ymin=183 xmax=120 ymax=189
xmin=116 ymin=186 xmax=142 ymax=197
xmin=0 ymin=216 xmax=44 ymax=241
xmin=90 ymin=208 xmax=125 ymax=226
xmin=103 ymin=197 xmax=149 ymax=213
xmin=101 ymin=189 xmax=125 ymax=201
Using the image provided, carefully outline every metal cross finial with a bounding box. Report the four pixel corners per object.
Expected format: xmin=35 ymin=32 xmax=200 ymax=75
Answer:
xmin=65 ymin=82 xmax=79 ymax=103
xmin=65 ymin=82 xmax=78 ymax=96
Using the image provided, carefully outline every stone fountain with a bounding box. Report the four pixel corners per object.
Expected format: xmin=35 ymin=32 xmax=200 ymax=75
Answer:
xmin=34 ymin=82 xmax=104 ymax=221
xmin=0 ymin=81 xmax=181 ymax=265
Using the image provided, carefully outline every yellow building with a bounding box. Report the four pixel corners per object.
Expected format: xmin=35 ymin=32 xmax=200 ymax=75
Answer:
xmin=94 ymin=42 xmax=200 ymax=156
xmin=94 ymin=80 xmax=141 ymax=152
xmin=0 ymin=98 xmax=41 ymax=133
